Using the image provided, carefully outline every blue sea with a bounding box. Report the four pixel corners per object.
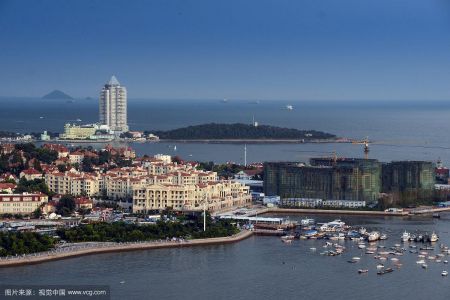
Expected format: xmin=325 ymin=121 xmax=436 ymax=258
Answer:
xmin=1 ymin=97 xmax=450 ymax=164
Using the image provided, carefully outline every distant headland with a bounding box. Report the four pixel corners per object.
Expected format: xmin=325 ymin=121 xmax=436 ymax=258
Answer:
xmin=42 ymin=90 xmax=73 ymax=100
xmin=148 ymin=123 xmax=337 ymax=143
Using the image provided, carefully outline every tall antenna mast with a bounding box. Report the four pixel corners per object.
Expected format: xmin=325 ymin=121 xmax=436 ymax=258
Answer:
xmin=244 ymin=144 xmax=247 ymax=166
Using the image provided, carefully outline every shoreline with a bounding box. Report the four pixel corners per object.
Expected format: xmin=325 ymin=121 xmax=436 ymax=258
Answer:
xmin=157 ymin=139 xmax=347 ymax=144
xmin=0 ymin=230 xmax=253 ymax=268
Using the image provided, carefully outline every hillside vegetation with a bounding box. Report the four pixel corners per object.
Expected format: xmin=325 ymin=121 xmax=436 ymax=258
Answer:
xmin=150 ymin=123 xmax=335 ymax=140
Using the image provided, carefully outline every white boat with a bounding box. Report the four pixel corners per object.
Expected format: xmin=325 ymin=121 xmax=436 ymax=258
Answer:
xmin=376 ymin=264 xmax=385 ymax=269
xmin=319 ymin=219 xmax=346 ymax=232
xmin=300 ymin=218 xmax=315 ymax=226
xmin=76 ymin=118 xmax=82 ymax=122
xmin=368 ymin=231 xmax=380 ymax=242
xmin=442 ymin=271 xmax=449 ymax=276
xmin=416 ymin=259 xmax=426 ymax=264
xmin=422 ymin=264 xmax=428 ymax=269
xmin=358 ymin=244 xmax=366 ymax=249
xmin=281 ymin=234 xmax=295 ymax=240
xmin=444 ymin=260 xmax=449 ymax=264
xmin=352 ymin=257 xmax=361 ymax=261
xmin=379 ymin=234 xmax=387 ymax=240
xmin=285 ymin=105 xmax=293 ymax=110
xmin=430 ymin=232 xmax=439 ymax=242
xmin=310 ymin=247 xmax=316 ymax=251
xmin=401 ymin=231 xmax=411 ymax=242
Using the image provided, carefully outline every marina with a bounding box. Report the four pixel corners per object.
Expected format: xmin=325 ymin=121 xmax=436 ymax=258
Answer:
xmin=1 ymin=213 xmax=449 ymax=300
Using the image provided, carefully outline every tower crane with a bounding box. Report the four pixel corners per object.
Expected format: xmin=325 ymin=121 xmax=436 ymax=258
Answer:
xmin=352 ymin=137 xmax=370 ymax=159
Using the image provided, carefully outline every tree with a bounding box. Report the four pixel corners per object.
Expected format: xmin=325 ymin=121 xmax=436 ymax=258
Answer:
xmin=56 ymin=195 xmax=76 ymax=216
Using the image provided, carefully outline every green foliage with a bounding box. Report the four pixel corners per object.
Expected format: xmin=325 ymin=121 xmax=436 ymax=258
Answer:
xmin=150 ymin=123 xmax=336 ymax=140
xmin=15 ymin=143 xmax=58 ymax=164
xmin=56 ymin=195 xmax=76 ymax=216
xmin=15 ymin=178 xmax=52 ymax=195
xmin=57 ymin=216 xmax=238 ymax=243
xmin=0 ymin=231 xmax=55 ymax=257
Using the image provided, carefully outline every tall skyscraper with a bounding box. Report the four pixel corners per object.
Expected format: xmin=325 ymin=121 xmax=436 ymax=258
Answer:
xmin=99 ymin=76 xmax=128 ymax=133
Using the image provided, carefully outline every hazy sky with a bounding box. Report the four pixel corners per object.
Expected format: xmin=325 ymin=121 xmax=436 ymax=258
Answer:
xmin=1 ymin=0 xmax=450 ymax=100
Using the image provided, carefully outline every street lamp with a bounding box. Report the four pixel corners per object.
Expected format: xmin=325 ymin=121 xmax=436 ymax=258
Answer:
xmin=201 ymin=194 xmax=208 ymax=232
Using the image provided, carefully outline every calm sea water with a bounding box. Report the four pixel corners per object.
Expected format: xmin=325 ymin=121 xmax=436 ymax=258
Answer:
xmin=1 ymin=214 xmax=449 ymax=300
xmin=2 ymin=97 xmax=450 ymax=164
xmin=2 ymin=99 xmax=450 ymax=299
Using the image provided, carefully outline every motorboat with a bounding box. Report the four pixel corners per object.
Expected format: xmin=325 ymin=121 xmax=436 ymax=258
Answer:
xmin=442 ymin=271 xmax=448 ymax=276
xmin=300 ymin=218 xmax=315 ymax=226
xmin=430 ymin=232 xmax=439 ymax=243
xmin=379 ymin=234 xmax=387 ymax=240
xmin=377 ymin=268 xmax=394 ymax=275
xmin=401 ymin=231 xmax=411 ymax=242
xmin=358 ymin=269 xmax=369 ymax=274
xmin=422 ymin=264 xmax=428 ymax=269
xmin=281 ymin=234 xmax=295 ymax=240
xmin=358 ymin=244 xmax=366 ymax=249
xmin=368 ymin=231 xmax=380 ymax=242
xmin=376 ymin=264 xmax=384 ymax=269
xmin=416 ymin=260 xmax=426 ymax=264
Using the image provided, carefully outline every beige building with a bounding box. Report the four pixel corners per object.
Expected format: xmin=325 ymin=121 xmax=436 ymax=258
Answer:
xmin=0 ymin=193 xmax=48 ymax=214
xmin=44 ymin=154 xmax=250 ymax=213
xmin=132 ymin=180 xmax=251 ymax=213
xmin=45 ymin=171 xmax=100 ymax=197
xmin=59 ymin=124 xmax=97 ymax=140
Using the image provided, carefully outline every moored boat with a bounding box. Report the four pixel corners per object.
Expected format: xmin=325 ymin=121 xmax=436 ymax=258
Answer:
xmin=377 ymin=268 xmax=394 ymax=275
xmin=401 ymin=231 xmax=411 ymax=242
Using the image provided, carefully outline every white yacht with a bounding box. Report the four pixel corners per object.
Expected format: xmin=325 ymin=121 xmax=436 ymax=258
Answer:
xmin=401 ymin=231 xmax=411 ymax=242
xmin=300 ymin=218 xmax=315 ymax=226
xmin=368 ymin=231 xmax=380 ymax=242
xmin=430 ymin=232 xmax=439 ymax=242
xmin=285 ymin=105 xmax=293 ymax=110
xmin=442 ymin=271 xmax=448 ymax=276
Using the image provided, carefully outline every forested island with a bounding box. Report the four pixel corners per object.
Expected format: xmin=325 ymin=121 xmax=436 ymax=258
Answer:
xmin=149 ymin=123 xmax=336 ymax=141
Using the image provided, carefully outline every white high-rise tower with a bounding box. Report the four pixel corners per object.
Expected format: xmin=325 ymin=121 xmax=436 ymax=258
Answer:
xmin=99 ymin=75 xmax=128 ymax=133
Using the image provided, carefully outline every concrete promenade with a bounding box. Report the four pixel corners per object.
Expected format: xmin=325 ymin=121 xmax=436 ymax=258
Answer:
xmin=0 ymin=230 xmax=253 ymax=268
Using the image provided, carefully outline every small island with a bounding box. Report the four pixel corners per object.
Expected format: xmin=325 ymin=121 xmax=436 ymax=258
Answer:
xmin=42 ymin=90 xmax=74 ymax=100
xmin=148 ymin=123 xmax=337 ymax=143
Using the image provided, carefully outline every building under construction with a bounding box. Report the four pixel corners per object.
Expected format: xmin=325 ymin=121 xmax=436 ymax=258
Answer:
xmin=381 ymin=161 xmax=435 ymax=206
xmin=264 ymin=158 xmax=435 ymax=206
xmin=264 ymin=158 xmax=382 ymax=205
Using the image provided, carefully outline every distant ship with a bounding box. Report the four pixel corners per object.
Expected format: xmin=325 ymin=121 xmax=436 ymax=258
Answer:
xmin=221 ymin=98 xmax=228 ymax=103
xmin=76 ymin=118 xmax=82 ymax=122
xmin=286 ymin=105 xmax=294 ymax=110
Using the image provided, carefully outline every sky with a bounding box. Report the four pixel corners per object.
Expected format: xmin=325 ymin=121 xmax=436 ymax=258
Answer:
xmin=1 ymin=0 xmax=450 ymax=101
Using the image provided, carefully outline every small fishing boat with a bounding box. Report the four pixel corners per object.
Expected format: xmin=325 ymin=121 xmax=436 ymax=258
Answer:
xmin=401 ymin=231 xmax=410 ymax=242
xmin=377 ymin=268 xmax=394 ymax=275
xmin=422 ymin=264 xmax=428 ymax=269
xmin=358 ymin=269 xmax=369 ymax=274
xmin=376 ymin=264 xmax=385 ymax=269
xmin=442 ymin=271 xmax=449 ymax=276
